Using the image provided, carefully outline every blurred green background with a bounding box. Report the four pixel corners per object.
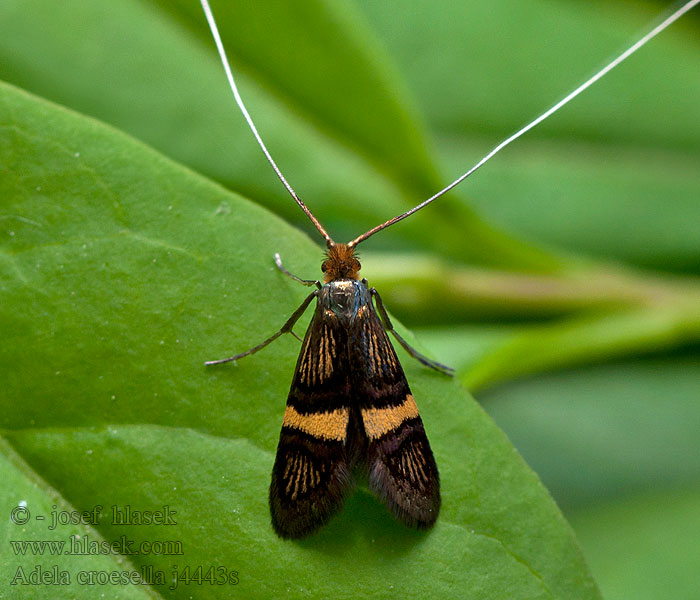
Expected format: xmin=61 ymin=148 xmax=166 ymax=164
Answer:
xmin=1 ymin=0 xmax=698 ymax=598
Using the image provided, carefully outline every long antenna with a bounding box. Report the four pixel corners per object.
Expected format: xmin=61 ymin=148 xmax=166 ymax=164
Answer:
xmin=348 ymin=0 xmax=699 ymax=248
xmin=200 ymin=0 xmax=334 ymax=246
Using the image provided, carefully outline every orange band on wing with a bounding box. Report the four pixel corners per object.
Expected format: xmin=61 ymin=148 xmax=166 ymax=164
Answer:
xmin=361 ymin=394 xmax=419 ymax=440
xmin=282 ymin=405 xmax=349 ymax=441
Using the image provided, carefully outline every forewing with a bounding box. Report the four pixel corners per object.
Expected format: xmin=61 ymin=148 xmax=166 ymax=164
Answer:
xmin=350 ymin=303 xmax=440 ymax=528
xmin=269 ymin=304 xmax=354 ymax=539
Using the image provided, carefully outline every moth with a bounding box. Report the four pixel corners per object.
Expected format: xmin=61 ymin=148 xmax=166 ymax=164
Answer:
xmin=199 ymin=0 xmax=697 ymax=538
xmin=209 ymin=243 xmax=451 ymax=539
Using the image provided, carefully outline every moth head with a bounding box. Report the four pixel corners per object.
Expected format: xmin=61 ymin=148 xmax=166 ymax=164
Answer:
xmin=321 ymin=243 xmax=361 ymax=283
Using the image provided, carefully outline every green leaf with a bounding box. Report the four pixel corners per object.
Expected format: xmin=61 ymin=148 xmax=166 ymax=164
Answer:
xmin=0 ymin=83 xmax=599 ymax=597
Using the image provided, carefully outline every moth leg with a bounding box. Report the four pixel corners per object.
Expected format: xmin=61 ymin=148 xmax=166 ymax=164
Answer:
xmin=275 ymin=253 xmax=322 ymax=289
xmin=205 ymin=290 xmax=318 ymax=365
xmin=370 ymin=287 xmax=454 ymax=377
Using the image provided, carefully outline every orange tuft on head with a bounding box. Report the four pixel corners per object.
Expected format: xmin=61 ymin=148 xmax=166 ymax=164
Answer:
xmin=321 ymin=243 xmax=361 ymax=283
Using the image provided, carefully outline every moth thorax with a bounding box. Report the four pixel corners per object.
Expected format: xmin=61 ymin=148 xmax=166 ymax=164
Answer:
xmin=321 ymin=243 xmax=361 ymax=283
xmin=324 ymin=279 xmax=367 ymax=324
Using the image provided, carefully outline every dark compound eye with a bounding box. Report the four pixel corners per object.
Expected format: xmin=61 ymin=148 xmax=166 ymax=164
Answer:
xmin=321 ymin=261 xmax=327 ymax=272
